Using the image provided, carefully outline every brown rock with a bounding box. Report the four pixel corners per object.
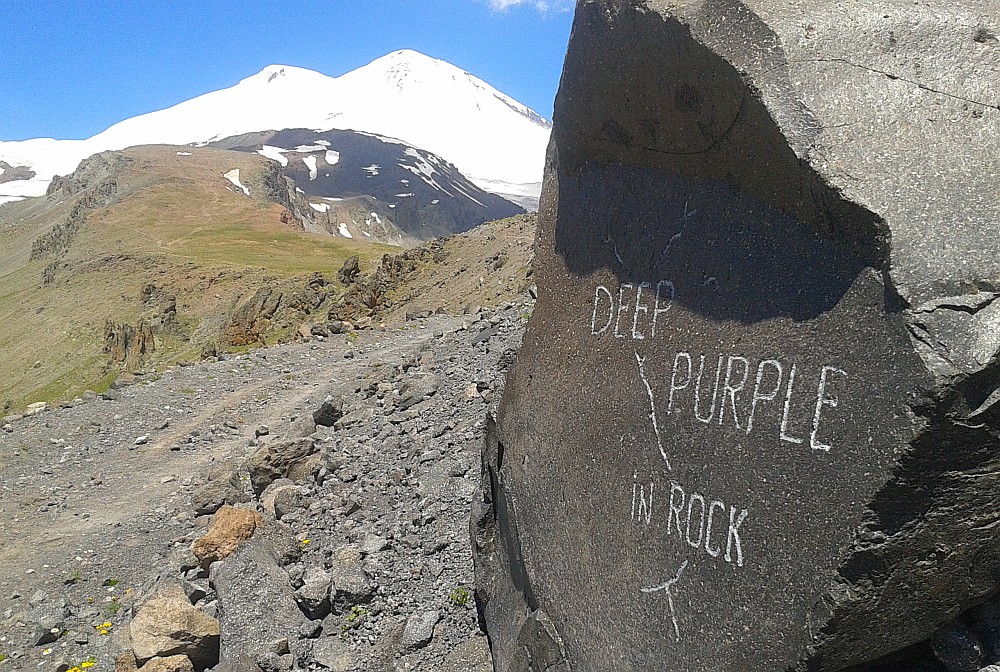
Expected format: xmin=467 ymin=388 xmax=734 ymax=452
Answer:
xmin=221 ymin=287 xmax=283 ymax=346
xmin=104 ymin=319 xmax=155 ymax=370
xmin=138 ymin=655 xmax=194 ymax=672
xmin=115 ymin=651 xmax=139 ymax=672
xmin=129 ymin=593 xmax=219 ymax=668
xmin=246 ymin=438 xmax=316 ymax=495
xmin=285 ymin=454 xmax=321 ymax=483
xmin=192 ymin=505 xmax=262 ymax=567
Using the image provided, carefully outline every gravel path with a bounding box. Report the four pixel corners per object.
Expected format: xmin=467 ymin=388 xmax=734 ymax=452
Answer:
xmin=0 ymin=300 xmax=529 ymax=671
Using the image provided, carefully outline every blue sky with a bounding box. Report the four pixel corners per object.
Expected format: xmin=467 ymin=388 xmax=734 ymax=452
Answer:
xmin=0 ymin=1 xmax=574 ymax=141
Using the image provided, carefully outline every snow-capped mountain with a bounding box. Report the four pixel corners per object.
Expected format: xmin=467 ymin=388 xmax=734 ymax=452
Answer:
xmin=0 ymin=50 xmax=550 ymax=207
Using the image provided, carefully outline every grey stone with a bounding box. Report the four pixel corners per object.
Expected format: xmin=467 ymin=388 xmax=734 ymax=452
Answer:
xmin=298 ymin=620 xmax=322 ymax=639
xmin=214 ymin=533 xmax=307 ymax=667
xmin=312 ymin=636 xmax=352 ymax=671
xmin=312 ymin=396 xmax=343 ymax=427
xmin=32 ymin=617 xmax=63 ymax=646
xmin=441 ymin=636 xmax=493 ymax=672
xmin=272 ymin=487 xmax=306 ymax=520
xmin=190 ymin=466 xmax=248 ymax=515
xmin=397 ymin=374 xmax=440 ymax=411
xmin=329 ymin=547 xmax=374 ymax=612
xmin=932 ymin=622 xmax=986 ymax=672
xmin=400 ymin=610 xmax=439 ymax=651
xmin=334 ymin=406 xmax=377 ymax=430
xmin=178 ymin=577 xmax=209 ymax=604
xmin=474 ymin=3 xmax=1000 ymax=672
xmin=977 ymin=599 xmax=1000 ymax=662
xmin=294 ymin=567 xmax=332 ymax=620
xmin=169 ymin=545 xmax=202 ymax=574
xmin=28 ymin=589 xmax=47 ymax=607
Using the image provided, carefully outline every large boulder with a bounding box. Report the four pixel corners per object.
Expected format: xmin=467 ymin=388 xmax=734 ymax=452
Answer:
xmin=214 ymin=532 xmax=307 ymax=669
xmin=474 ymin=2 xmax=1000 ymax=672
xmin=129 ymin=591 xmax=219 ymax=668
xmin=247 ymin=438 xmax=317 ymax=495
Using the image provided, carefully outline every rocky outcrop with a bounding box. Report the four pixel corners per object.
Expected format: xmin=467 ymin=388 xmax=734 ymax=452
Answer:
xmin=33 ymin=152 xmax=128 ymax=262
xmin=329 ymin=243 xmax=446 ymax=325
xmin=31 ymin=152 xmax=127 ymax=281
xmin=45 ymin=151 xmax=132 ymax=199
xmin=338 ymin=256 xmax=360 ymax=285
xmin=30 ymin=201 xmax=89 ymax=262
xmin=0 ymin=160 xmax=35 ymax=184
xmin=104 ymin=320 xmax=155 ymax=371
xmin=220 ymin=275 xmax=331 ymax=347
xmin=220 ymin=287 xmax=283 ymax=346
xmin=475 ymin=2 xmax=1000 ymax=671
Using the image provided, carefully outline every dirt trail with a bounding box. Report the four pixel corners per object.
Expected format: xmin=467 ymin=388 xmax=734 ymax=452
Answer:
xmin=0 ymin=323 xmax=441 ymax=602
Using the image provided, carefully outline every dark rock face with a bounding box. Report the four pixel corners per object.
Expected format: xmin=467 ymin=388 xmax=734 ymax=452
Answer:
xmin=210 ymin=128 xmax=525 ymax=242
xmin=474 ymin=2 xmax=1000 ymax=671
xmin=0 ymin=160 xmax=35 ymax=184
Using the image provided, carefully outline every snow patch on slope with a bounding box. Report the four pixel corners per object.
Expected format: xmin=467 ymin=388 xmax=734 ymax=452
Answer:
xmin=223 ymin=169 xmax=250 ymax=195
xmin=258 ymin=145 xmax=288 ymax=166
xmin=303 ymin=155 xmax=318 ymax=180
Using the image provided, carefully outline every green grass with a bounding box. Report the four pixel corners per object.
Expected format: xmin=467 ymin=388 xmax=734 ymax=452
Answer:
xmin=0 ymin=149 xmax=396 ymax=411
xmin=449 ymin=586 xmax=472 ymax=608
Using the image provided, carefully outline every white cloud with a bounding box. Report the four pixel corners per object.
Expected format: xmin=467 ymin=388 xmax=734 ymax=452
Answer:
xmin=488 ymin=0 xmax=573 ymax=12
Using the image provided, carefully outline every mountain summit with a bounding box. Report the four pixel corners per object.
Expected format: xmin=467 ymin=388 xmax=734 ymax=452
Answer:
xmin=0 ymin=50 xmax=550 ymax=205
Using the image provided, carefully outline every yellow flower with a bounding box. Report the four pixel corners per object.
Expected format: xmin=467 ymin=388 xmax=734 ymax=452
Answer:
xmin=81 ymin=662 xmax=95 ymax=669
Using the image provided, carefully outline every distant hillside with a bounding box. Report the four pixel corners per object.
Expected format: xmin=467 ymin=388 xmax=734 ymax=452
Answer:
xmin=0 ymin=145 xmax=394 ymax=412
xmin=209 ymin=128 xmax=524 ymax=242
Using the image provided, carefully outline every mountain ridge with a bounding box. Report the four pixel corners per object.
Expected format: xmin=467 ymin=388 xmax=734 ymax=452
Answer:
xmin=0 ymin=50 xmax=550 ymax=207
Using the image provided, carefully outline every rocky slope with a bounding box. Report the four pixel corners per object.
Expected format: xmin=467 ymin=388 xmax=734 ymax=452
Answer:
xmin=0 ymin=208 xmax=536 ymax=671
xmin=0 ymin=289 xmax=530 ymax=672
